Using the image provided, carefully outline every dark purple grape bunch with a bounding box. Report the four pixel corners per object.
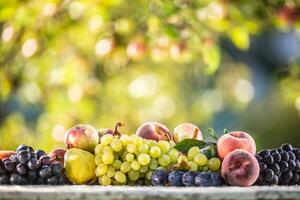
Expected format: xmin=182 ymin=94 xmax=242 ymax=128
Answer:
xmin=255 ymin=143 xmax=300 ymax=186
xmin=151 ymin=170 xmax=224 ymax=187
xmin=0 ymin=144 xmax=66 ymax=185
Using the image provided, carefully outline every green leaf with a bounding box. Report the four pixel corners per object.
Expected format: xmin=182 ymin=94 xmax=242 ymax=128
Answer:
xmin=175 ymin=139 xmax=206 ymax=153
xmin=209 ymin=143 xmax=217 ymax=158
xmin=207 ymin=128 xmax=219 ymax=140
xmin=223 ymin=129 xmax=229 ymax=134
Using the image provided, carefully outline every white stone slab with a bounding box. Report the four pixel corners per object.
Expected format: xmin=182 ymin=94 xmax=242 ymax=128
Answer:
xmin=0 ymin=186 xmax=299 ymax=200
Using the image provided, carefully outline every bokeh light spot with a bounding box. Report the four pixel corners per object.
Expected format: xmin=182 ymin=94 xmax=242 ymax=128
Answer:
xmin=2 ymin=26 xmax=13 ymax=42
xmin=21 ymin=39 xmax=38 ymax=58
xmin=234 ymin=79 xmax=255 ymax=103
xmin=128 ymin=75 xmax=158 ymax=98
xmin=95 ymin=39 xmax=113 ymax=56
xmin=68 ymin=84 xmax=83 ymax=102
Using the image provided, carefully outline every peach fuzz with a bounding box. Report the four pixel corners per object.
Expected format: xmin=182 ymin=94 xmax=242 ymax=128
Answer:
xmin=217 ymin=131 xmax=256 ymax=160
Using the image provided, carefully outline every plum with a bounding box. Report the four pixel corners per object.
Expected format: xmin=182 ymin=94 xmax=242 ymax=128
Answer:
xmin=64 ymin=124 xmax=99 ymax=153
xmin=221 ymin=149 xmax=259 ymax=187
xmin=136 ymin=122 xmax=171 ymax=141
xmin=217 ymin=131 xmax=256 ymax=160
xmin=172 ymin=123 xmax=202 ymax=143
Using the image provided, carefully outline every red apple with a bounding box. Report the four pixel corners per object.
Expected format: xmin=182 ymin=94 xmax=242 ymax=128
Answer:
xmin=64 ymin=124 xmax=99 ymax=153
xmin=49 ymin=148 xmax=66 ymax=164
xmin=172 ymin=123 xmax=203 ymax=143
xmin=217 ymin=131 xmax=256 ymax=160
xmin=136 ymin=122 xmax=171 ymax=141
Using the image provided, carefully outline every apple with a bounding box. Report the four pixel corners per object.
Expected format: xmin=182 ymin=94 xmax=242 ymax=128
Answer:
xmin=64 ymin=124 xmax=99 ymax=153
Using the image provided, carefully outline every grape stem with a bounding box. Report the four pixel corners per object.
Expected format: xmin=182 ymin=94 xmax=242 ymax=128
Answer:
xmin=113 ymin=122 xmax=125 ymax=137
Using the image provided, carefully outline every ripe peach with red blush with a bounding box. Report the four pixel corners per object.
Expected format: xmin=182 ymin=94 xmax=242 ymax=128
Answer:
xmin=136 ymin=122 xmax=171 ymax=141
xmin=217 ymin=131 xmax=256 ymax=160
xmin=172 ymin=123 xmax=203 ymax=143
xmin=221 ymin=149 xmax=259 ymax=187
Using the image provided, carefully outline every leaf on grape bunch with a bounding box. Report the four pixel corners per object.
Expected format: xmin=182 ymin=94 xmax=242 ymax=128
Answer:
xmin=175 ymin=139 xmax=206 ymax=154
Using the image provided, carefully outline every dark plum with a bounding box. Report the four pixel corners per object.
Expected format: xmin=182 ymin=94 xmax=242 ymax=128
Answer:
xmin=182 ymin=171 xmax=198 ymax=186
xmin=168 ymin=171 xmax=184 ymax=187
xmin=151 ymin=170 xmax=168 ymax=186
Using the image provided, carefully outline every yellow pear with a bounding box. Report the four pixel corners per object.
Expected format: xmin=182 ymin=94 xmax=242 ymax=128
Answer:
xmin=64 ymin=148 xmax=96 ymax=184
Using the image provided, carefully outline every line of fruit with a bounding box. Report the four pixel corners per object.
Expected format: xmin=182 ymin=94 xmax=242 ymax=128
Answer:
xmin=0 ymin=122 xmax=299 ymax=186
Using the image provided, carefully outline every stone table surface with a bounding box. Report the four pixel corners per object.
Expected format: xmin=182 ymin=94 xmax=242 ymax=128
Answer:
xmin=0 ymin=186 xmax=299 ymax=200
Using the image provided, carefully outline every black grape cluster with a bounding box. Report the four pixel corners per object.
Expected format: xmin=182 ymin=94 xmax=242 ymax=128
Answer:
xmin=151 ymin=170 xmax=225 ymax=187
xmin=255 ymin=143 xmax=300 ymax=186
xmin=0 ymin=144 xmax=65 ymax=185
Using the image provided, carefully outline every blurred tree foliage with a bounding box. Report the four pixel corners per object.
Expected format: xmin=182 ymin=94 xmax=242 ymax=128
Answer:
xmin=0 ymin=0 xmax=300 ymax=151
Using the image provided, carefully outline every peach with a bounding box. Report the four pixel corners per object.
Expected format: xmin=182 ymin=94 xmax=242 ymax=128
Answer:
xmin=64 ymin=124 xmax=99 ymax=153
xmin=172 ymin=123 xmax=203 ymax=143
xmin=49 ymin=148 xmax=66 ymax=164
xmin=217 ymin=131 xmax=256 ymax=160
xmin=221 ymin=149 xmax=259 ymax=186
xmin=0 ymin=151 xmax=15 ymax=160
xmin=136 ymin=122 xmax=171 ymax=141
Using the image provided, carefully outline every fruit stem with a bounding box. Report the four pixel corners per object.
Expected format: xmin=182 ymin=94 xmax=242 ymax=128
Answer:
xmin=113 ymin=122 xmax=125 ymax=137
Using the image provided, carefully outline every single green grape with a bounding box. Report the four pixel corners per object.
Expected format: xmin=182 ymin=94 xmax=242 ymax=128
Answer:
xmin=95 ymin=164 xmax=108 ymax=176
xmin=103 ymin=146 xmax=113 ymax=154
xmin=187 ymin=146 xmax=200 ymax=160
xmin=128 ymin=170 xmax=139 ymax=181
xmin=102 ymin=152 xmax=114 ymax=164
xmin=127 ymin=143 xmax=137 ymax=153
xmin=203 ymin=165 xmax=209 ymax=171
xmin=158 ymin=154 xmax=171 ymax=166
xmin=139 ymin=165 xmax=148 ymax=173
xmin=120 ymin=161 xmax=131 ymax=173
xmin=149 ymin=146 xmax=161 ymax=158
xmin=106 ymin=166 xmax=116 ymax=177
xmin=149 ymin=158 xmax=158 ymax=170
xmin=101 ymin=134 xmax=114 ymax=146
xmin=138 ymin=143 xmax=149 ymax=153
xmin=147 ymin=140 xmax=157 ymax=148
xmin=146 ymin=170 xmax=153 ymax=180
xmin=95 ymin=154 xmax=103 ymax=165
xmin=188 ymin=161 xmax=198 ymax=171
xmin=194 ymin=153 xmax=208 ymax=166
xmin=101 ymin=175 xmax=111 ymax=186
xmin=131 ymin=160 xmax=141 ymax=171
xmin=114 ymin=171 xmax=126 ymax=183
xmin=157 ymin=141 xmax=170 ymax=153
xmin=156 ymin=166 xmax=166 ymax=171
xmin=131 ymin=135 xmax=143 ymax=145
xmin=207 ymin=157 xmax=221 ymax=171
xmin=125 ymin=153 xmax=135 ymax=162
xmin=178 ymin=155 xmax=188 ymax=164
xmin=137 ymin=153 xmax=151 ymax=165
xmin=120 ymin=135 xmax=130 ymax=146
xmin=168 ymin=148 xmax=179 ymax=162
xmin=110 ymin=139 xmax=123 ymax=152
xmin=112 ymin=160 xmax=122 ymax=170
xmin=95 ymin=144 xmax=104 ymax=154
xmin=169 ymin=141 xmax=176 ymax=148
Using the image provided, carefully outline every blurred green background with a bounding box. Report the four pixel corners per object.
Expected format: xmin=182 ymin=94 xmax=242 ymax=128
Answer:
xmin=0 ymin=0 xmax=300 ymax=152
